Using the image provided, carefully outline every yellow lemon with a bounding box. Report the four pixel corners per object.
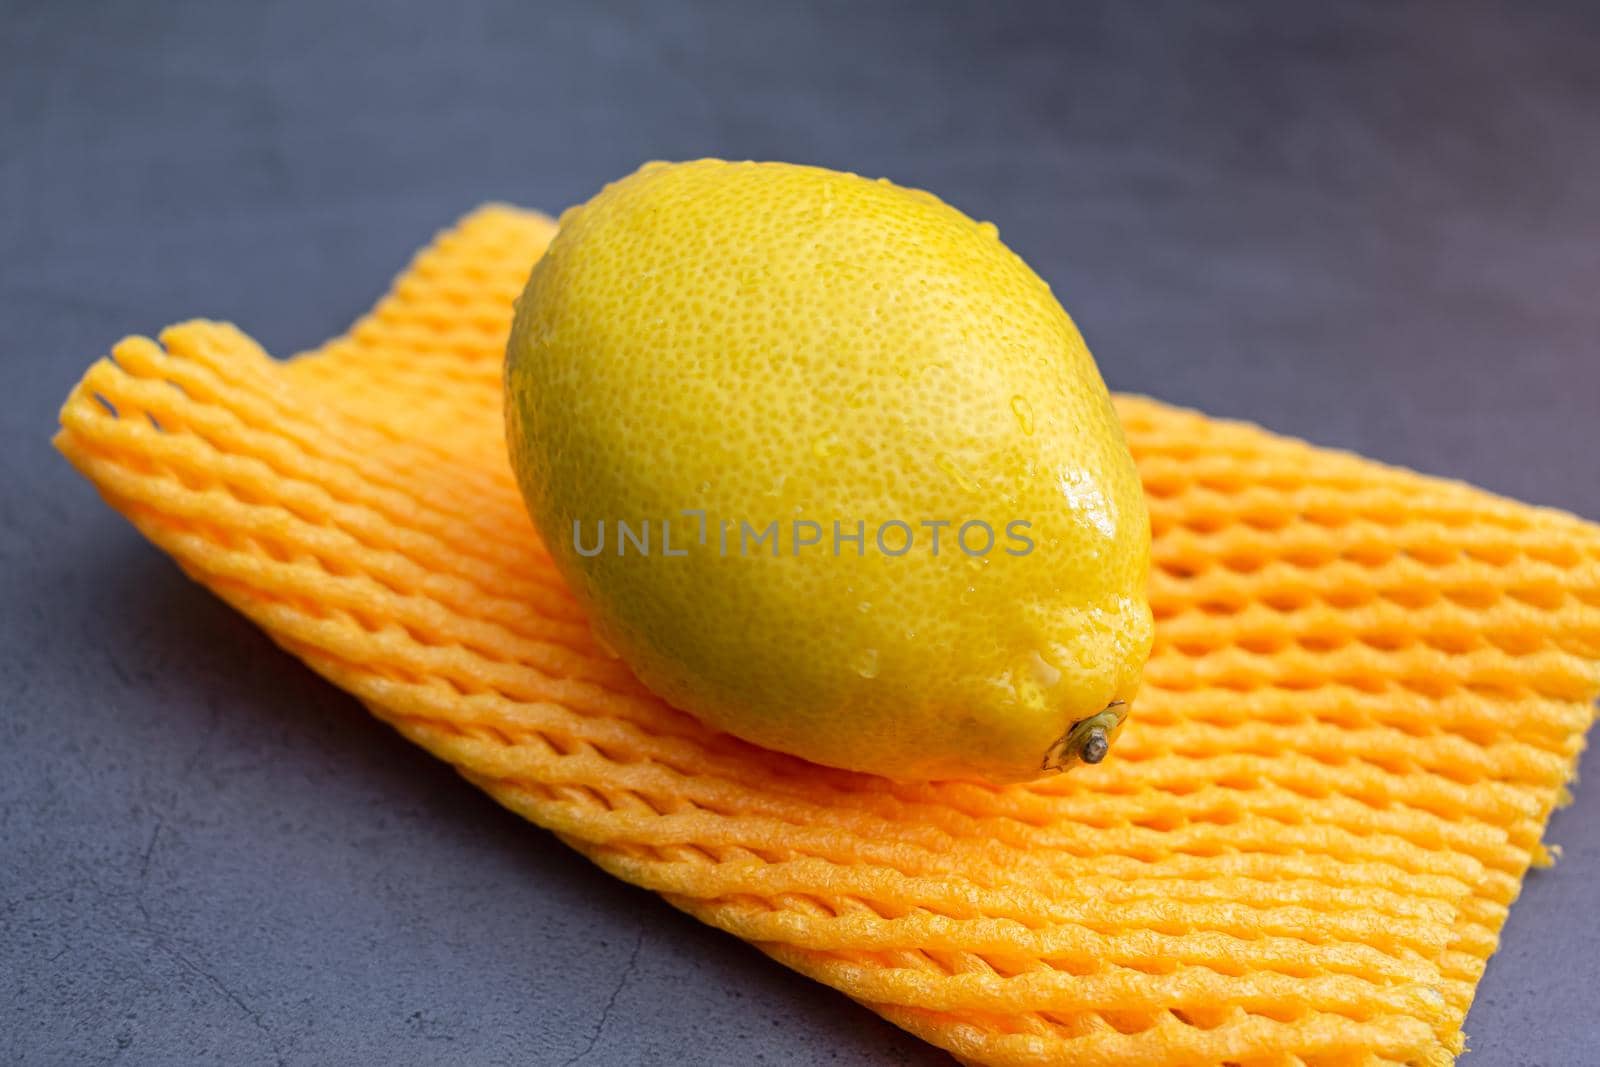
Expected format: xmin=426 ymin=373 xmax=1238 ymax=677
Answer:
xmin=506 ymin=160 xmax=1152 ymax=782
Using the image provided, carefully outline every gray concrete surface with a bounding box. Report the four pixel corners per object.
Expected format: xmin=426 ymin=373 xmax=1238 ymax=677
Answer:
xmin=3 ymin=1 xmax=1598 ymax=1063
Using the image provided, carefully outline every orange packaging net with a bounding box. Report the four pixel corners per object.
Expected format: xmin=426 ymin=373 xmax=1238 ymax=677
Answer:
xmin=54 ymin=205 xmax=1600 ymax=1066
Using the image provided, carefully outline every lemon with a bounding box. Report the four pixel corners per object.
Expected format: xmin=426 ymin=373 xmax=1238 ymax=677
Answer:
xmin=506 ymin=160 xmax=1152 ymax=782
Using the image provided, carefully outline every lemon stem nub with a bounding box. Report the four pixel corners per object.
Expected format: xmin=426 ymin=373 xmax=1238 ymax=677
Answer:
xmin=1043 ymin=702 xmax=1128 ymax=772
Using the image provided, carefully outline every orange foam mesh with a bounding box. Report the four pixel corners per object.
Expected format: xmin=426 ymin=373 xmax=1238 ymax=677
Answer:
xmin=55 ymin=205 xmax=1600 ymax=1066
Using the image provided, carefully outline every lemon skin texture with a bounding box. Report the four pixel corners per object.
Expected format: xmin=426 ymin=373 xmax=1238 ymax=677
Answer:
xmin=506 ymin=159 xmax=1152 ymax=783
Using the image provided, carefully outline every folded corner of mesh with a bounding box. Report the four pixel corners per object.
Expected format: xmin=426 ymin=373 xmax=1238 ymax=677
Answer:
xmin=53 ymin=203 xmax=1600 ymax=1066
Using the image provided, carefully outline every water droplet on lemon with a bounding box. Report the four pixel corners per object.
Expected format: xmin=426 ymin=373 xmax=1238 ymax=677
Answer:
xmin=1011 ymin=395 xmax=1035 ymax=435
xmin=853 ymin=648 xmax=880 ymax=679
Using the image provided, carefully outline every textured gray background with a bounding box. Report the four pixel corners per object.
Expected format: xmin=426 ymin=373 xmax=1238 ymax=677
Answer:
xmin=3 ymin=1 xmax=1599 ymax=1064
